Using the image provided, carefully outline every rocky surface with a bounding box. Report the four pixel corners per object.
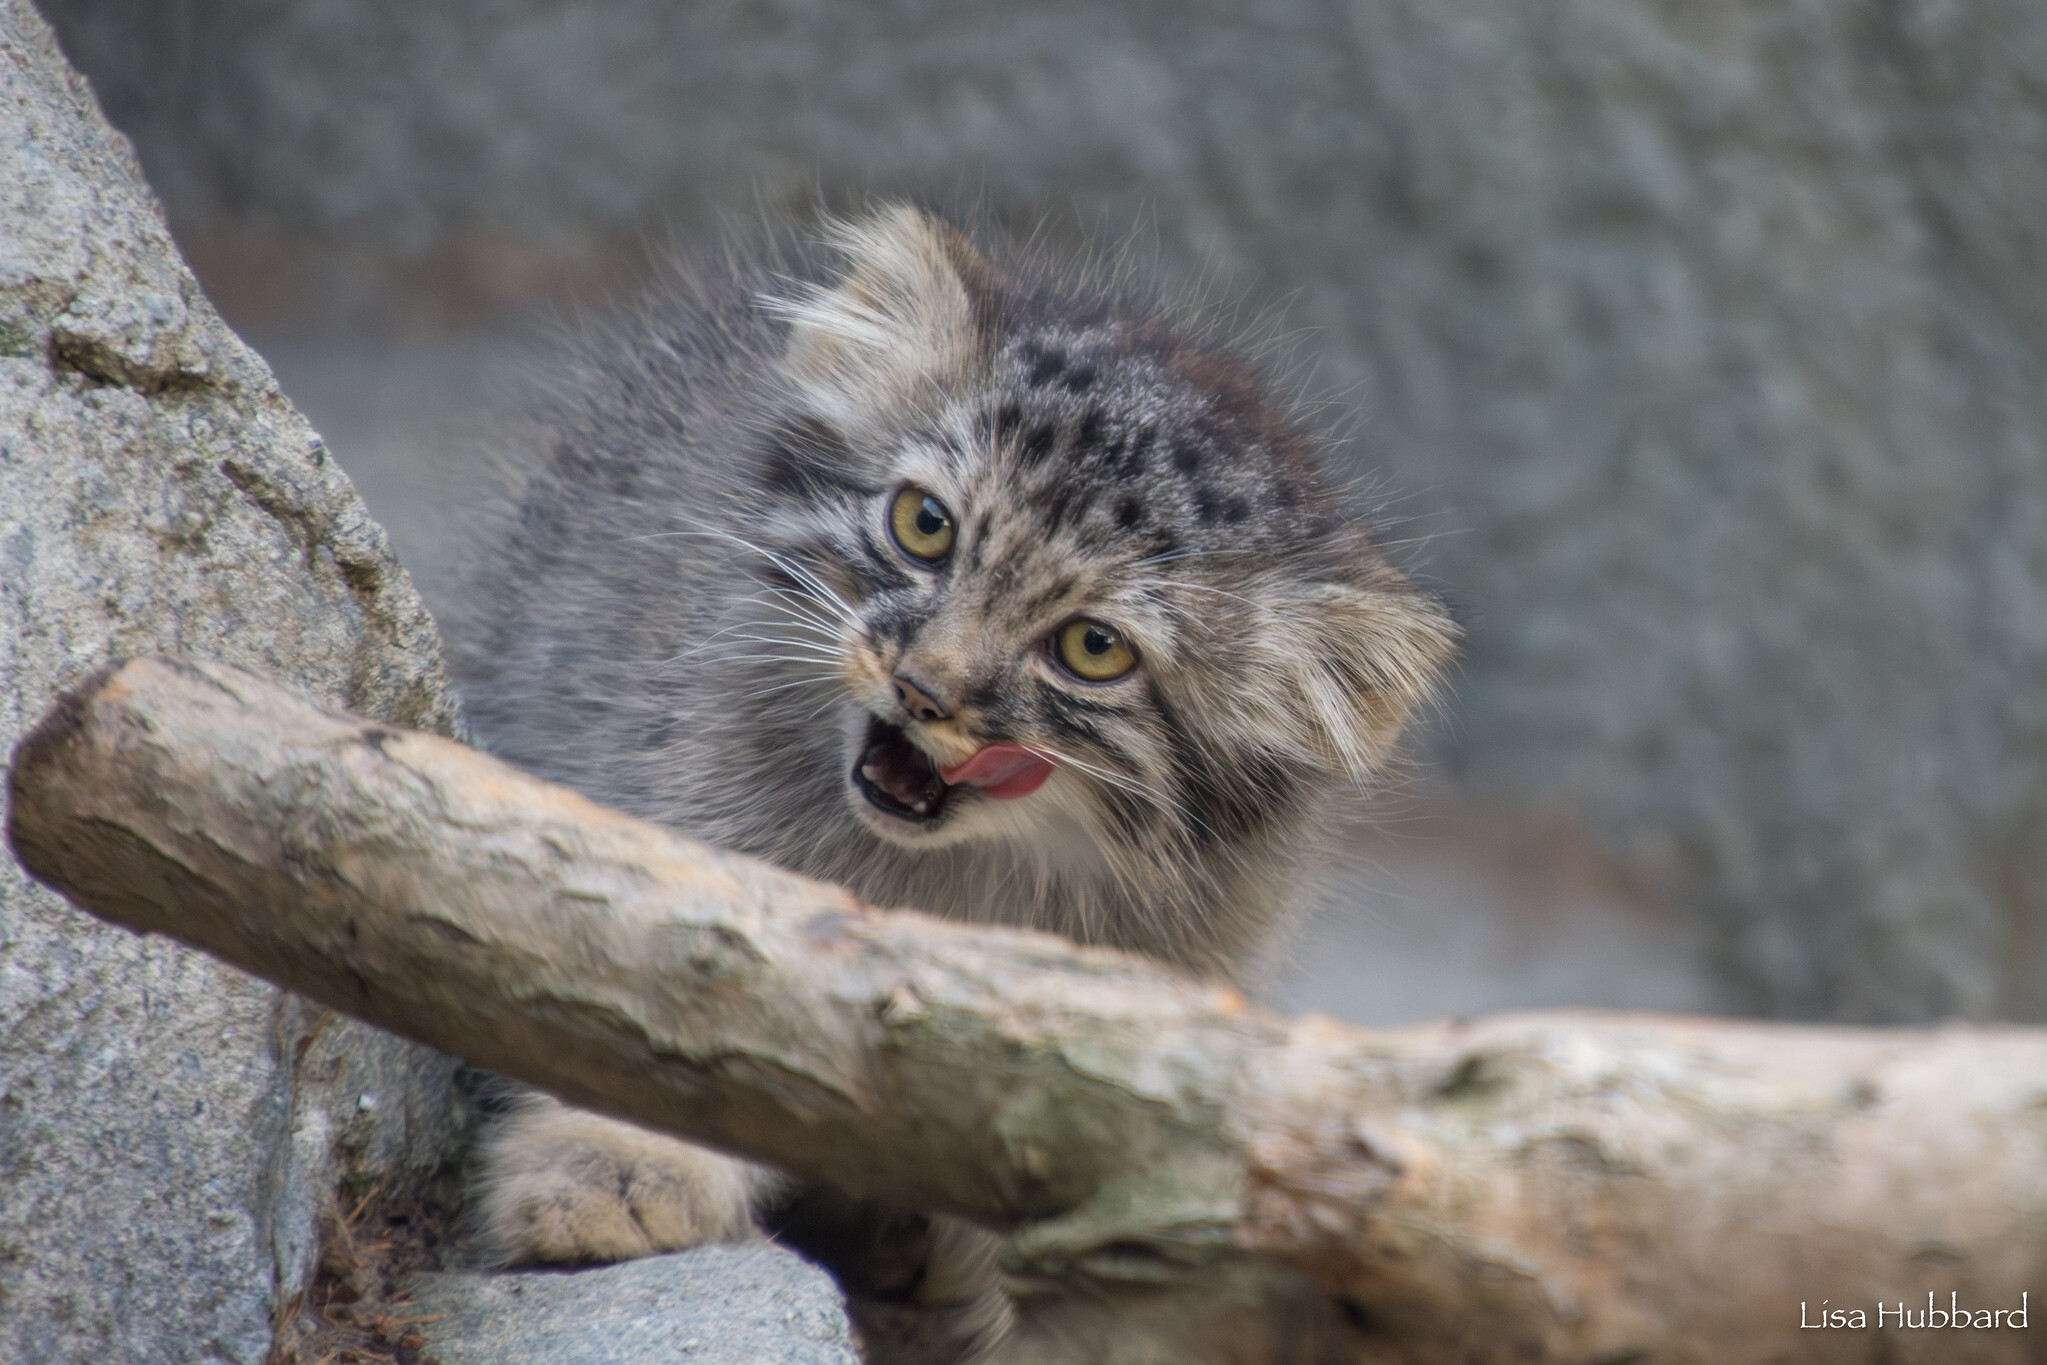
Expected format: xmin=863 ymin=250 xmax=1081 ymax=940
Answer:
xmin=38 ymin=0 xmax=2047 ymax=1024
xmin=410 ymin=1247 xmax=862 ymax=1365
xmin=0 ymin=3 xmax=465 ymax=1359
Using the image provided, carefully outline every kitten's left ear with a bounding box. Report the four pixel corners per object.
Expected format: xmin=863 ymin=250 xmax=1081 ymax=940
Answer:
xmin=1292 ymin=568 xmax=1458 ymax=781
xmin=773 ymin=205 xmax=994 ymax=441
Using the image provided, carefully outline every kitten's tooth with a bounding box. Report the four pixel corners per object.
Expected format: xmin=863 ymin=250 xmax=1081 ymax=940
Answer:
xmin=913 ymin=800 xmax=929 ymax=815
xmin=861 ymin=765 xmax=881 ymax=782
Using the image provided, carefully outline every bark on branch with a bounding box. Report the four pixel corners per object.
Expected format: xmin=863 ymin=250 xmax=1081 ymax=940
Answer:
xmin=8 ymin=656 xmax=2046 ymax=1364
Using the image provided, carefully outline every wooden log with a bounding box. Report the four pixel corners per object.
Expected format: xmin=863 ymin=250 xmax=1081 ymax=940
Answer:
xmin=8 ymin=655 xmax=2046 ymax=1364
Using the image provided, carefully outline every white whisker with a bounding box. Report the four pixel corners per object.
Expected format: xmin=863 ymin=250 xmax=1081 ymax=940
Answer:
xmin=652 ymin=521 xmax=868 ymax=634
xmin=713 ymin=652 xmax=846 ymax=670
xmin=1022 ymin=742 xmax=1171 ymax=807
xmin=747 ymin=675 xmax=843 ymax=701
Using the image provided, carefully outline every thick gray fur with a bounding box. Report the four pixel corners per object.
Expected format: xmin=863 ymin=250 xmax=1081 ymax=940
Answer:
xmin=448 ymin=206 xmax=1455 ymax=1356
xmin=453 ymin=205 xmax=1454 ymax=976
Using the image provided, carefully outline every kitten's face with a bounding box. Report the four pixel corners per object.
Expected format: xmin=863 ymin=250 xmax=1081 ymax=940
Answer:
xmin=732 ymin=208 xmax=1453 ymax=877
xmin=825 ymin=403 xmax=1217 ymax=856
xmin=833 ymin=459 xmax=1164 ymax=854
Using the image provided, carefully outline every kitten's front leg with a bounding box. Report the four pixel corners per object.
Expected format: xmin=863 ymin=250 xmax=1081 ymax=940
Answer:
xmin=475 ymin=1092 xmax=768 ymax=1265
xmin=478 ymin=1095 xmax=1018 ymax=1362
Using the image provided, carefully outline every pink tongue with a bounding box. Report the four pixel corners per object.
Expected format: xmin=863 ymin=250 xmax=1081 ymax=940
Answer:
xmin=939 ymin=743 xmax=1056 ymax=800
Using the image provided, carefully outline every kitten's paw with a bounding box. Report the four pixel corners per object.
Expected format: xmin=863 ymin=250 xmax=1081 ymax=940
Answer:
xmin=474 ymin=1093 xmax=760 ymax=1266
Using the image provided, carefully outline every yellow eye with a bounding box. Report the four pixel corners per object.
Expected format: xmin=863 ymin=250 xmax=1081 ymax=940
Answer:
xmin=1056 ymin=619 xmax=1138 ymax=682
xmin=889 ymin=487 xmax=956 ymax=561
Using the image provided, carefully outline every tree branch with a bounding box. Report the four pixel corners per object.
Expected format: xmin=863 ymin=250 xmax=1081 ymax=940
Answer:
xmin=9 ymin=655 xmax=2045 ymax=1363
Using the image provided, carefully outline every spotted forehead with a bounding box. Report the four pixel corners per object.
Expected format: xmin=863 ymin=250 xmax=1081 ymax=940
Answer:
xmin=929 ymin=325 xmax=1323 ymax=559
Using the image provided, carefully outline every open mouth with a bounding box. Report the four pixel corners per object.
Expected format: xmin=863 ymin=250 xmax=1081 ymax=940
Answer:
xmin=853 ymin=717 xmax=951 ymax=824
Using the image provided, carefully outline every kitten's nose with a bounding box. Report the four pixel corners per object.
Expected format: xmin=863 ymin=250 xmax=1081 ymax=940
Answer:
xmin=891 ymin=672 xmax=952 ymax=723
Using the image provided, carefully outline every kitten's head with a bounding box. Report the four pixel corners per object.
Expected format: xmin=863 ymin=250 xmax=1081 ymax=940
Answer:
xmin=721 ymin=206 xmax=1454 ymax=916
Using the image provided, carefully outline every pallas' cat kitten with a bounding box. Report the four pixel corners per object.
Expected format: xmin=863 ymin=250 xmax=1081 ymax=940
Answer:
xmin=454 ymin=205 xmax=1454 ymax=1324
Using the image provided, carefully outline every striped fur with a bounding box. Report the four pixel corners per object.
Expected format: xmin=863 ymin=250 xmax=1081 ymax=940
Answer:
xmin=452 ymin=206 xmax=1455 ymax=1348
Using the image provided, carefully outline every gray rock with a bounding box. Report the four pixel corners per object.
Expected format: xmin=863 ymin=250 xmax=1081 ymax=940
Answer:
xmin=38 ymin=0 xmax=2047 ymax=1023
xmin=0 ymin=3 xmax=464 ymax=1360
xmin=409 ymin=1246 xmax=862 ymax=1365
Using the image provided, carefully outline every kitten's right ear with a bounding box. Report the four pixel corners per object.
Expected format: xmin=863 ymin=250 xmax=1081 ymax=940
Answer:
xmin=771 ymin=206 xmax=994 ymax=441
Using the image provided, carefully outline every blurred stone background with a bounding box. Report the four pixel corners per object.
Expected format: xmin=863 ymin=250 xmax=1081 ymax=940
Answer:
xmin=34 ymin=0 xmax=2047 ymax=1025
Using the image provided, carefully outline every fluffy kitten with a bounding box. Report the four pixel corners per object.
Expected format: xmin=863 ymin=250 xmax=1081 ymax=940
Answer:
xmin=453 ymin=205 xmax=1454 ymax=1344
